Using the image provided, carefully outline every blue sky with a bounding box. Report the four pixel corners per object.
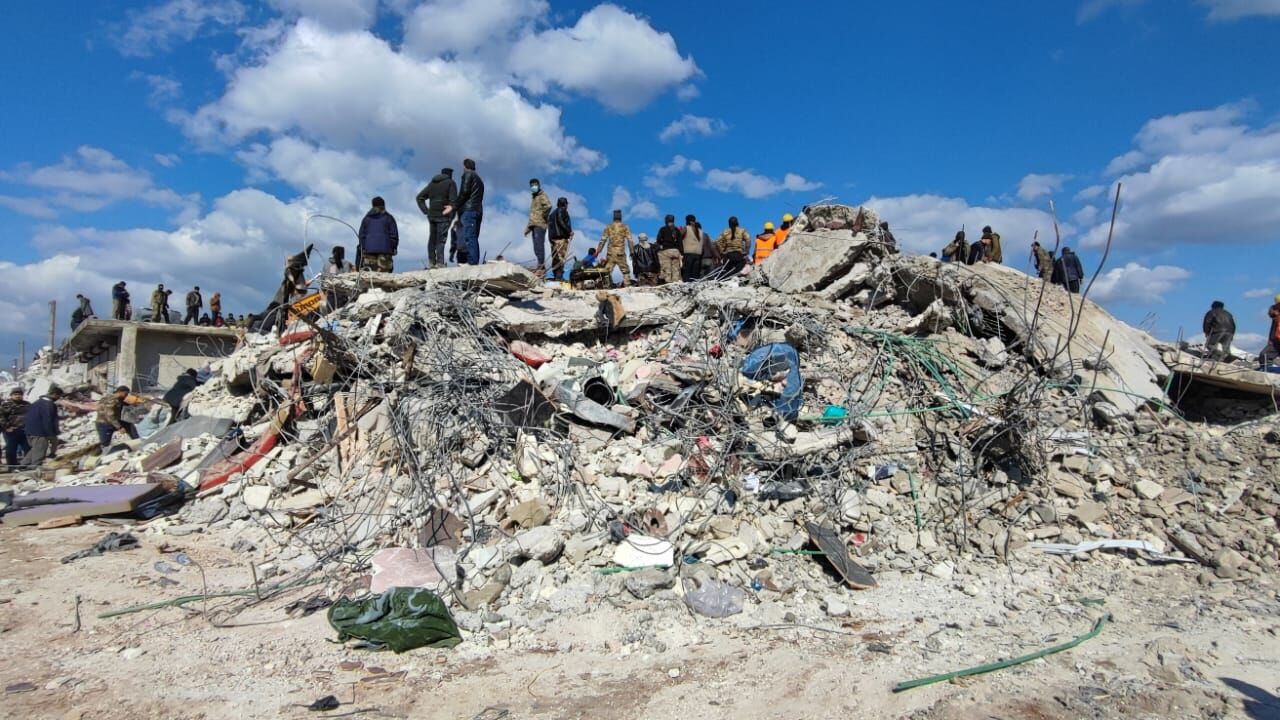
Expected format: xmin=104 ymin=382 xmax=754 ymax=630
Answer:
xmin=1 ymin=0 xmax=1278 ymax=363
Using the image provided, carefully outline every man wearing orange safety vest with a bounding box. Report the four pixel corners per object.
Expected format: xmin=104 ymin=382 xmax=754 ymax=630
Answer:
xmin=755 ymin=214 xmax=795 ymax=265
xmin=753 ymin=222 xmax=777 ymax=265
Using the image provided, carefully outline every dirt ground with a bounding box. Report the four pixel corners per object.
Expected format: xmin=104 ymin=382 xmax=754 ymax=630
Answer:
xmin=1 ymin=523 xmax=1277 ymax=720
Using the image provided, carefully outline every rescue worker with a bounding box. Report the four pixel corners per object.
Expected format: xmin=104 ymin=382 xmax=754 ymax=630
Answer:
xmin=416 ymin=167 xmax=458 ymax=269
xmin=70 ymin=293 xmax=95 ymax=330
xmin=1202 ymin=301 xmax=1236 ymax=361
xmin=1 ymin=387 xmax=31 ymax=468
xmin=96 ymin=385 xmax=140 ymax=451
xmin=1259 ymin=294 xmax=1280 ymax=370
xmin=655 ymin=214 xmax=683 ymax=284
xmin=596 ymin=210 xmax=635 ymax=288
xmin=358 ymin=196 xmax=398 ymax=272
xmin=680 ymin=215 xmax=703 ymax=281
xmin=163 ymin=369 xmax=203 ymax=422
xmin=260 ymin=245 xmax=314 ymax=334
xmin=525 ymin=178 xmax=552 ymax=278
xmin=715 ymin=216 xmax=750 ymax=279
xmin=754 ymin=222 xmax=777 ymax=266
xmin=456 ymin=158 xmax=485 ymax=265
xmin=111 ymin=282 xmax=129 ymax=320
xmin=209 ymin=292 xmax=222 ymax=324
xmin=183 ymin=286 xmax=203 ymax=325
xmin=966 ymin=234 xmax=986 ymax=264
xmin=22 ymin=385 xmax=63 ymax=467
xmin=942 ymin=231 xmax=967 ymax=263
xmin=547 ymin=196 xmax=574 ymax=282
xmin=773 ymin=213 xmax=794 ymax=248
xmin=631 ymin=233 xmax=660 ymax=286
xmin=700 ymin=227 xmax=719 ymax=279
xmin=150 ymin=284 xmax=171 ymax=322
xmin=1052 ymin=246 xmax=1085 ymax=293
xmin=580 ymin=248 xmax=600 ymax=268
xmin=1031 ymin=241 xmax=1053 ymax=279
xmin=879 ymin=221 xmax=898 ymax=253
xmin=980 ymin=226 xmax=1003 ymax=264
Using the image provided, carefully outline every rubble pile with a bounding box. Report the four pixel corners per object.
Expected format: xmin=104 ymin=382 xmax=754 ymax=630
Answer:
xmin=5 ymin=203 xmax=1277 ymax=633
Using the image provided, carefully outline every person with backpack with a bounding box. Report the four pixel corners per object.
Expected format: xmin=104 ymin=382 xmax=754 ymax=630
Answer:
xmin=416 ymin=168 xmax=458 ymax=269
xmin=525 ymin=178 xmax=552 ymax=278
xmin=547 ymin=196 xmax=574 ymax=282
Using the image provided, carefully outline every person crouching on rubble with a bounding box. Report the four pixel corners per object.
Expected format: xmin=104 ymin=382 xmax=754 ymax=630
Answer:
xmin=96 ymin=386 xmax=140 ymax=451
xmin=941 ymin=231 xmax=966 ymax=263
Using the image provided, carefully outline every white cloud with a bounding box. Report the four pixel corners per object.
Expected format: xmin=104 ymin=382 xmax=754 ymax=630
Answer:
xmin=268 ymin=0 xmax=379 ymax=29
xmin=135 ymin=73 xmax=182 ymax=104
xmin=1079 ymin=103 xmax=1280 ymax=250
xmin=1199 ymin=0 xmax=1280 ymax=21
xmin=676 ymin=84 xmax=700 ymax=101
xmin=154 ymin=154 xmax=181 ymax=168
xmin=1104 ymin=150 xmax=1145 ymax=175
xmin=1243 ymin=287 xmax=1275 ymax=299
xmin=644 ymin=155 xmax=701 ymax=197
xmin=1088 ymin=262 xmax=1191 ymax=303
xmin=1016 ymin=172 xmax=1071 ymax=202
xmin=0 ymin=196 xmax=58 ymax=220
xmin=507 ymin=4 xmax=698 ymax=113
xmin=605 ymin=185 xmax=659 ymax=222
xmin=1230 ymin=332 xmax=1267 ymax=353
xmin=402 ymin=0 xmax=546 ymax=58
xmin=114 ymin=0 xmax=246 ymax=56
xmin=703 ymin=169 xmax=822 ymax=199
xmin=1077 ymin=0 xmax=1147 ymax=23
xmin=1074 ymin=184 xmax=1105 ymax=202
xmin=182 ymin=20 xmax=605 ymax=184
xmin=609 ymin=186 xmax=632 ymax=213
xmin=659 ymin=114 xmax=727 ymax=143
xmin=630 ymin=200 xmax=659 ymax=220
xmin=4 ymin=146 xmax=199 ymax=220
xmin=863 ymin=193 xmax=1060 ymax=268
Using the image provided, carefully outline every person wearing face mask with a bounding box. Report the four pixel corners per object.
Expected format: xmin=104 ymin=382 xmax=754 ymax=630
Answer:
xmin=525 ymin=178 xmax=552 ymax=278
xmin=655 ymin=214 xmax=683 ymax=284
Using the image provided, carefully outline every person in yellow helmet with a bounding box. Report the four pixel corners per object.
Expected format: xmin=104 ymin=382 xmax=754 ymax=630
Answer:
xmin=772 ymin=213 xmax=795 ymax=249
xmin=753 ymin=221 xmax=778 ymax=265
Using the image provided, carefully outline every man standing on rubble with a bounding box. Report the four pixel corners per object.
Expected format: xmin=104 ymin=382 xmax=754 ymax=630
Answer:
xmin=22 ymin=385 xmax=63 ymax=466
xmin=1259 ymin=294 xmax=1280 ymax=369
xmin=681 ymin=214 xmax=703 ymax=281
xmin=1 ymin=387 xmax=31 ymax=468
xmin=753 ymin=222 xmax=777 ymax=266
xmin=655 ymin=214 xmax=683 ymax=284
xmin=456 ymin=158 xmax=485 ymax=265
xmin=774 ymin=213 xmax=795 ymax=248
xmin=547 ymin=196 xmax=574 ymax=282
xmin=150 ymin=284 xmax=171 ymax=322
xmin=715 ymin=216 xmax=750 ymax=279
xmin=183 ymin=286 xmax=203 ymax=325
xmin=417 ymin=168 xmax=457 ymax=269
xmin=879 ymin=221 xmax=898 ymax=253
xmin=980 ymin=226 xmax=1003 ymax=264
xmin=525 ymin=178 xmax=552 ymax=278
xmin=358 ymin=197 xmax=398 ymax=272
xmin=1202 ymin=301 xmax=1236 ymax=361
xmin=1031 ymin=241 xmax=1053 ymax=279
xmin=632 ymin=233 xmax=659 ymax=286
xmin=1053 ymin=246 xmax=1085 ymax=293
xmin=111 ymin=282 xmax=129 ymax=320
xmin=96 ymin=386 xmax=140 ymax=451
xmin=209 ymin=292 xmax=222 ymax=324
xmin=596 ymin=210 xmax=635 ymax=288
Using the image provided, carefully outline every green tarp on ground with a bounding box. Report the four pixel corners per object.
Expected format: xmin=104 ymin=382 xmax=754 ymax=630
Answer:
xmin=327 ymin=587 xmax=462 ymax=653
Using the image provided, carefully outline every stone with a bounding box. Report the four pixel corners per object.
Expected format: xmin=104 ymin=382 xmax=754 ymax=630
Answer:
xmin=507 ymin=499 xmax=551 ymax=529
xmin=760 ymin=230 xmax=874 ymax=294
xmin=667 ymin=668 xmax=682 ymax=679
xmin=508 ymin=526 xmax=565 ymax=564
xmin=625 ymin=569 xmax=675 ymax=599
xmin=369 ymin=547 xmax=457 ymax=593
xmin=1072 ymin=501 xmax=1107 ymax=525
xmin=564 ymin=533 xmax=606 ymax=564
xmin=1053 ymin=480 xmax=1086 ymax=499
xmin=185 ymin=497 xmax=227 ymax=525
xmin=823 ymin=595 xmax=850 ymax=618
xmin=654 ymin=453 xmax=683 ymax=479
xmin=612 ymin=535 xmax=674 ymax=568
xmin=1135 ymin=479 xmax=1164 ymax=500
xmin=1214 ymin=548 xmax=1246 ymax=579
xmin=243 ymin=486 xmax=272 ymax=510
xmin=617 ymin=455 xmax=655 ymax=479
xmin=927 ymin=561 xmax=954 ymax=580
xmin=119 ymin=647 xmax=145 ymax=660
xmin=896 ymin=533 xmax=918 ymax=553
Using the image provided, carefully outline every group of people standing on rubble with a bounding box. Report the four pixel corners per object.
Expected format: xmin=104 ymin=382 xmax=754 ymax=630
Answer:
xmin=81 ymin=283 xmax=238 ymax=331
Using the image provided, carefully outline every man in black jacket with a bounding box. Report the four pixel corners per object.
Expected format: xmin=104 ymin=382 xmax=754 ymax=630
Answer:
xmin=456 ymin=158 xmax=485 ymax=265
xmin=1 ymin=387 xmax=30 ymax=468
xmin=547 ymin=196 xmax=574 ymax=282
xmin=1053 ymin=247 xmax=1085 ymax=293
xmin=358 ymin=197 xmax=399 ymax=272
xmin=163 ymin=369 xmax=203 ymax=422
xmin=1202 ymin=301 xmax=1236 ymax=361
xmin=416 ymin=168 xmax=458 ymax=269
xmin=22 ymin=385 xmax=63 ymax=467
xmin=183 ymin=286 xmax=203 ymax=325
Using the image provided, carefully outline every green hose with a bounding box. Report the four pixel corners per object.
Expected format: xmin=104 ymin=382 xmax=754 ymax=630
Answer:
xmin=893 ymin=613 xmax=1112 ymax=692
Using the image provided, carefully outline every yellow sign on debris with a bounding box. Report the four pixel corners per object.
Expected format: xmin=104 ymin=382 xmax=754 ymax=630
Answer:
xmin=288 ymin=293 xmax=323 ymax=322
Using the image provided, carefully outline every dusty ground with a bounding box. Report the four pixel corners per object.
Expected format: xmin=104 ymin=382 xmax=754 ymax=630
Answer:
xmin=1 ymin=523 xmax=1277 ymax=720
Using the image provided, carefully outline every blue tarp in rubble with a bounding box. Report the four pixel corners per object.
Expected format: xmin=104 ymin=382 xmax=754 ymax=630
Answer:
xmin=740 ymin=343 xmax=802 ymax=420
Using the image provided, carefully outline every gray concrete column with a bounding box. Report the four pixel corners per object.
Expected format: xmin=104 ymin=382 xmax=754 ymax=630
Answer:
xmin=118 ymin=325 xmax=139 ymax=390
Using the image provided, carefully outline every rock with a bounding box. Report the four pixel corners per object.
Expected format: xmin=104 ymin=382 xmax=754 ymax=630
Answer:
xmin=667 ymin=667 xmax=682 ymax=679
xmin=612 ymin=535 xmax=674 ymax=567
xmin=1053 ymin=479 xmax=1086 ymax=499
xmin=462 ymin=566 xmax=511 ymax=609
xmin=617 ymin=455 xmax=655 ymax=479
xmin=185 ymin=497 xmax=227 ymax=525
xmin=508 ymin=526 xmax=565 ymax=564
xmin=564 ymin=534 xmax=606 ymax=564
xmin=1135 ymin=479 xmax=1164 ymax=500
xmin=1030 ymin=503 xmax=1057 ymax=524
xmin=976 ymin=337 xmax=1008 ymax=368
xmin=823 ymin=595 xmax=850 ymax=618
xmin=896 ymin=533 xmax=918 ymax=553
xmin=1072 ymin=501 xmax=1107 ymax=525
xmin=507 ymin=499 xmax=551 ymax=529
xmin=119 ymin=647 xmax=145 ymax=660
xmin=927 ymin=561 xmax=954 ymax=580
xmin=1214 ymin=548 xmax=1246 ymax=579
xmin=243 ymin=486 xmax=272 ymax=510
xmin=625 ymin=569 xmax=675 ymax=599
xmin=165 ymin=524 xmax=203 ymax=537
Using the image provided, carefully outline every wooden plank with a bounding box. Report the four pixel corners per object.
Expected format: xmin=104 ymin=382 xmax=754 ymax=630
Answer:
xmin=36 ymin=516 xmax=83 ymax=529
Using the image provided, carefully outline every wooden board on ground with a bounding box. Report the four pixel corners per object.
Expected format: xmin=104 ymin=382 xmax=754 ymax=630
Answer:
xmin=805 ymin=520 xmax=878 ymax=589
xmin=2 ymin=484 xmax=166 ymax=527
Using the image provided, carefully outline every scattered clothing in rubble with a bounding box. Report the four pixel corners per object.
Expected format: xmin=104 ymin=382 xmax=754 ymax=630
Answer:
xmin=327 ymin=587 xmax=462 ymax=653
xmin=740 ymin=343 xmax=803 ymax=420
xmin=1202 ymin=302 xmax=1236 ymax=360
xmin=60 ymin=532 xmax=139 ymax=564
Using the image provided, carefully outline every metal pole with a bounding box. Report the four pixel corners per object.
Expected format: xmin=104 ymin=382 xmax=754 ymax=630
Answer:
xmin=48 ymin=301 xmax=56 ymax=372
xmin=19 ymin=341 xmax=25 ymax=372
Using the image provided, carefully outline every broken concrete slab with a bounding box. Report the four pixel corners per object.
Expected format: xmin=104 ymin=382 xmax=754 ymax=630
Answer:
xmin=760 ymin=231 xmax=875 ymax=294
xmin=141 ymin=416 xmax=234 ymax=449
xmin=1161 ymin=349 xmax=1280 ymax=396
xmin=326 ymin=261 xmax=541 ymax=296
xmin=369 ymin=547 xmax=457 ymax=593
xmin=495 ymin=289 xmax=692 ymax=338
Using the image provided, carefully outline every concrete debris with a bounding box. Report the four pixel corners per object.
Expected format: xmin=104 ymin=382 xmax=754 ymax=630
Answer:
xmin=5 ymin=203 xmax=1276 ymax=647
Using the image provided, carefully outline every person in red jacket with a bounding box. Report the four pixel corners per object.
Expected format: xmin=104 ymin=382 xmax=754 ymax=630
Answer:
xmin=1260 ymin=294 xmax=1280 ymax=369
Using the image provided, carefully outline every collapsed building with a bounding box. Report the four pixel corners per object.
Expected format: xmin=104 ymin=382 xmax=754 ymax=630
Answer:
xmin=3 ymin=203 xmax=1277 ymax=647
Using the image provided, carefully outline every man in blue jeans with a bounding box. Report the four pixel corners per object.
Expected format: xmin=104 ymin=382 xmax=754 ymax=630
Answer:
xmin=456 ymin=158 xmax=485 ymax=265
xmin=0 ymin=387 xmax=31 ymax=467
